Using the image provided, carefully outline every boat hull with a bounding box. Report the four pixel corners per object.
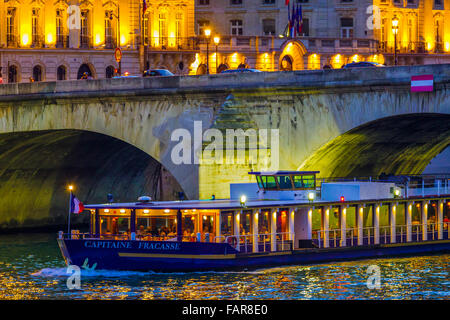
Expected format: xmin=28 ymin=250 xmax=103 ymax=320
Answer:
xmin=57 ymin=238 xmax=450 ymax=272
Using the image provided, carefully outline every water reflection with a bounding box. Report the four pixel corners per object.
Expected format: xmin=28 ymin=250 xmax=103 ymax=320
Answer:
xmin=0 ymin=233 xmax=448 ymax=300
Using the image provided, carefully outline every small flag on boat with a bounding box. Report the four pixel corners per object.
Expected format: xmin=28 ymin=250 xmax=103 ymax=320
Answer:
xmin=70 ymin=194 xmax=85 ymax=214
xmin=411 ymin=75 xmax=433 ymax=92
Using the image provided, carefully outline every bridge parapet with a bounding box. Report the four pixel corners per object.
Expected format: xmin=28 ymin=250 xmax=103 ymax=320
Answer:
xmin=0 ymin=64 xmax=450 ymax=101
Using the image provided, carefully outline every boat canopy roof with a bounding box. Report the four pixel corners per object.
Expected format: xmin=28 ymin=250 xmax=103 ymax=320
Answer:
xmin=84 ymin=198 xmax=316 ymax=211
xmin=248 ymin=171 xmax=320 ymax=176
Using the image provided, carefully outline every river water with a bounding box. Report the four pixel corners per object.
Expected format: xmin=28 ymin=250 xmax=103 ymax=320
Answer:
xmin=0 ymin=232 xmax=448 ymax=300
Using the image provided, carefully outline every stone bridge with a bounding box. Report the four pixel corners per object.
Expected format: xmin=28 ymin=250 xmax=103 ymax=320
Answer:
xmin=0 ymin=64 xmax=449 ymax=229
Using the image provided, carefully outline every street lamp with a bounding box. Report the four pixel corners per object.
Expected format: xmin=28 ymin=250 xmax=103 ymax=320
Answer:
xmin=204 ymin=29 xmax=211 ymax=74
xmin=110 ymin=6 xmax=121 ymax=75
xmin=392 ymin=15 xmax=399 ymax=66
xmin=213 ymin=36 xmax=220 ymax=73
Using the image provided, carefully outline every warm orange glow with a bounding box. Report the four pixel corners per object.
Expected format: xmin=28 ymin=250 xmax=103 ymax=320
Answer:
xmin=68 ymin=185 xmax=74 ymax=191
xmin=213 ymin=36 xmax=220 ymax=45
xmin=204 ymin=29 xmax=211 ymax=37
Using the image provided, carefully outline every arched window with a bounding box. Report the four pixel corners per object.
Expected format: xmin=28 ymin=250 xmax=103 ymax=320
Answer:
xmin=8 ymin=65 xmax=18 ymax=83
xmin=32 ymin=65 xmax=42 ymax=82
xmin=106 ymin=65 xmax=115 ymax=78
xmin=196 ymin=64 xmax=207 ymax=75
xmin=77 ymin=64 xmax=93 ymax=79
xmin=280 ymin=55 xmax=293 ymax=71
xmin=217 ymin=63 xmax=228 ymax=74
xmin=57 ymin=65 xmax=66 ymax=80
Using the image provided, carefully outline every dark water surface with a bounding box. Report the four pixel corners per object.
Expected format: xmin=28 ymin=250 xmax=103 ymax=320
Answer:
xmin=0 ymin=233 xmax=448 ymax=300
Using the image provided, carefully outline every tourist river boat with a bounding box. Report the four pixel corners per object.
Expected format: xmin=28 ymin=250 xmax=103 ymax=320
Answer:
xmin=57 ymin=171 xmax=450 ymax=272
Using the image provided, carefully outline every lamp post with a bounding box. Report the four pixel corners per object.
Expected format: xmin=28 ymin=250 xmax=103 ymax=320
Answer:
xmin=204 ymin=29 xmax=211 ymax=74
xmin=392 ymin=15 xmax=399 ymax=66
xmin=213 ymin=36 xmax=220 ymax=73
xmin=110 ymin=5 xmax=121 ymax=75
xmin=67 ymin=185 xmax=74 ymax=235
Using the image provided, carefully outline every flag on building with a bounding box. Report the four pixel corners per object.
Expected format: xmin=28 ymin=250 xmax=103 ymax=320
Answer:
xmin=285 ymin=0 xmax=290 ymax=6
xmin=298 ymin=5 xmax=303 ymax=34
xmin=70 ymin=194 xmax=85 ymax=214
xmin=143 ymin=0 xmax=147 ymax=14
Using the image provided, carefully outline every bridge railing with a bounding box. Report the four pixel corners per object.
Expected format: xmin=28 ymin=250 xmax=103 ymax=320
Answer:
xmin=222 ymin=232 xmax=294 ymax=253
xmin=313 ymin=222 xmax=449 ymax=248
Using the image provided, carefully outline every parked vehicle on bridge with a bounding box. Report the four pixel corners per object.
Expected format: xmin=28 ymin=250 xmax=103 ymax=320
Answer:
xmin=143 ymin=69 xmax=175 ymax=77
xmin=220 ymin=68 xmax=262 ymax=74
xmin=342 ymin=61 xmax=385 ymax=68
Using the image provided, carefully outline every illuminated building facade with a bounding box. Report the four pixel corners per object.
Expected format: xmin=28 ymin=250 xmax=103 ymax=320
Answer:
xmin=0 ymin=0 xmax=196 ymax=82
xmin=193 ymin=0 xmax=450 ymax=74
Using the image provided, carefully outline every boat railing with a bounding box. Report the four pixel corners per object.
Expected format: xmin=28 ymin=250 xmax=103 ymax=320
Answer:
xmin=223 ymin=232 xmax=294 ymax=253
xmin=313 ymin=222 xmax=449 ymax=248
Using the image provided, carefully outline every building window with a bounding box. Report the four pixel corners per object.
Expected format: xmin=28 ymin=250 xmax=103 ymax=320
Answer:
xmin=56 ymin=9 xmax=66 ymax=48
xmin=7 ymin=8 xmax=16 ymax=47
xmin=301 ymin=18 xmax=309 ymax=36
xmin=340 ymin=17 xmax=354 ymax=38
xmin=263 ymin=0 xmax=275 ymax=4
xmin=231 ymin=0 xmax=243 ymax=5
xmin=231 ymin=20 xmax=243 ymax=35
xmin=198 ymin=20 xmax=210 ymax=36
xmin=32 ymin=8 xmax=42 ymax=47
xmin=105 ymin=11 xmax=115 ymax=48
xmin=262 ymin=19 xmax=276 ymax=36
xmin=159 ymin=13 xmax=167 ymax=47
xmin=32 ymin=65 xmax=42 ymax=82
xmin=80 ymin=10 xmax=90 ymax=48
xmin=8 ymin=65 xmax=18 ymax=83
xmin=143 ymin=13 xmax=149 ymax=46
xmin=57 ymin=66 xmax=66 ymax=80
xmin=198 ymin=0 xmax=210 ymax=5
xmin=176 ymin=13 xmax=183 ymax=44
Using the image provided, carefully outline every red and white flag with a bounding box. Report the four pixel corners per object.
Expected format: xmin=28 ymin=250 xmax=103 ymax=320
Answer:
xmin=70 ymin=194 xmax=84 ymax=214
xmin=411 ymin=75 xmax=433 ymax=92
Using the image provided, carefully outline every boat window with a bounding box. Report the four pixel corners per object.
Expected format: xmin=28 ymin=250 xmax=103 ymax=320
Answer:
xmin=293 ymin=176 xmax=303 ymax=188
xmin=258 ymin=210 xmax=271 ymax=234
xmin=260 ymin=175 xmax=277 ymax=189
xmin=220 ymin=211 xmax=234 ymax=236
xmin=293 ymin=175 xmax=316 ymax=188
xmin=302 ymin=175 xmax=315 ymax=188
xmin=241 ymin=210 xmax=252 ymax=234
xmin=277 ymin=176 xmax=293 ymax=189
xmin=256 ymin=176 xmax=263 ymax=189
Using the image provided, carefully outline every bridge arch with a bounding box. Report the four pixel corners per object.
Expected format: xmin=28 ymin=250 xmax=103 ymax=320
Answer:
xmin=0 ymin=129 xmax=184 ymax=230
xmin=298 ymin=113 xmax=450 ymax=178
